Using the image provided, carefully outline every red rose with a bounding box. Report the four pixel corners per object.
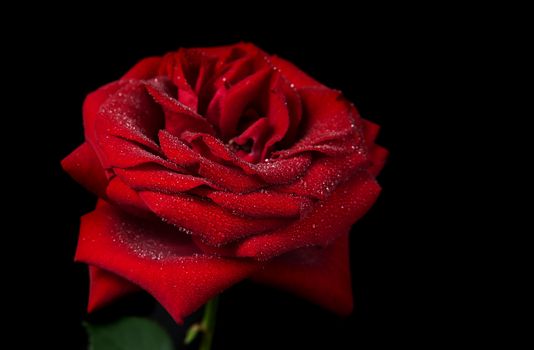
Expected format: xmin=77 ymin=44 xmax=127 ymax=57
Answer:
xmin=62 ymin=43 xmax=387 ymax=323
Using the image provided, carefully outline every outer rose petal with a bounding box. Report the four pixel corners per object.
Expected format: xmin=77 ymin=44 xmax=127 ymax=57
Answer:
xmin=270 ymin=55 xmax=323 ymax=89
xmin=83 ymin=81 xmax=123 ymax=146
xmin=362 ymin=119 xmax=381 ymax=147
xmin=276 ymin=151 xmax=368 ymax=200
xmin=75 ymin=201 xmax=258 ymax=323
xmin=235 ymin=172 xmax=381 ymax=260
xmin=95 ymin=81 xmax=162 ymax=149
xmin=61 ymin=143 xmax=108 ymax=197
xmin=121 ymin=57 xmax=162 ymax=80
xmin=252 ymin=233 xmax=353 ymax=315
xmin=369 ymin=145 xmax=389 ymax=176
xmin=158 ymin=130 xmax=200 ymax=167
xmin=114 ymin=166 xmax=216 ymax=193
xmin=363 ymin=119 xmax=388 ymax=176
xmin=87 ymin=266 xmax=140 ymax=312
xmin=197 ymin=160 xmax=265 ymax=193
xmin=139 ymin=192 xmax=290 ymax=246
xmin=207 ymin=191 xmax=312 ymax=219
xmin=105 ymin=177 xmax=150 ymax=216
xmin=275 ymin=87 xmax=358 ymax=159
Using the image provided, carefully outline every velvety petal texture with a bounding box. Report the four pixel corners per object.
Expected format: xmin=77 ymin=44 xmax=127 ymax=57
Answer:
xmin=252 ymin=233 xmax=353 ymax=315
xmin=76 ymin=201 xmax=258 ymax=323
xmin=62 ymin=42 xmax=387 ymax=323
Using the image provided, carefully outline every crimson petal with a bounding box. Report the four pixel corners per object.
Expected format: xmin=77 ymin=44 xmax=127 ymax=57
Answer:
xmin=235 ymin=172 xmax=381 ymax=260
xmin=115 ymin=165 xmax=216 ymax=193
xmin=270 ymin=56 xmax=324 ymax=89
xmin=252 ymin=155 xmax=312 ymax=184
xmin=160 ymin=52 xmax=198 ymax=110
xmin=362 ymin=119 xmax=388 ymax=176
xmin=264 ymin=74 xmax=291 ymax=151
xmin=61 ymin=142 xmax=109 ymax=197
xmin=121 ymin=57 xmax=162 ymax=80
xmin=275 ymin=87 xmax=358 ymax=158
xmin=139 ymin=192 xmax=290 ymax=246
xmin=368 ymin=145 xmax=388 ymax=176
xmin=158 ymin=130 xmax=200 ymax=167
xmin=276 ymin=151 xmax=368 ymax=200
xmin=180 ymin=132 xmax=311 ymax=185
xmin=207 ymin=191 xmax=312 ymax=219
xmin=105 ymin=177 xmax=151 ymax=216
xmin=95 ymin=81 xmax=163 ymax=149
xmin=253 ymin=233 xmax=353 ymax=315
xmin=145 ymin=78 xmax=215 ymax=136
xmin=87 ymin=266 xmax=140 ymax=312
xmin=218 ymin=67 xmax=271 ymax=139
xmin=94 ymin=135 xmax=176 ymax=170
xmin=83 ymin=81 xmax=123 ymax=149
xmin=198 ymin=160 xmax=265 ymax=193
xmin=75 ymin=201 xmax=258 ymax=323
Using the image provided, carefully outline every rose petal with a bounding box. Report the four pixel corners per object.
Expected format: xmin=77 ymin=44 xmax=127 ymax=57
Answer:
xmin=139 ymin=192 xmax=290 ymax=246
xmin=161 ymin=131 xmax=270 ymax=192
xmin=270 ymin=55 xmax=323 ymax=89
xmin=83 ymin=81 xmax=123 ymax=147
xmin=115 ymin=165 xmax=217 ymax=193
xmin=95 ymin=135 xmax=176 ymax=170
xmin=121 ymin=57 xmax=162 ymax=80
xmin=180 ymin=49 xmax=218 ymax=95
xmin=274 ymin=71 xmax=303 ymax=148
xmin=233 ymin=117 xmax=271 ymax=162
xmin=235 ymin=172 xmax=381 ymax=260
xmin=207 ymin=191 xmax=313 ymax=219
xmin=274 ymin=87 xmax=358 ymax=158
xmin=179 ymin=131 xmax=238 ymax=163
xmin=86 ymin=84 xmax=180 ymax=171
xmin=158 ymin=130 xmax=200 ymax=168
xmin=105 ymin=177 xmax=151 ymax=216
xmin=362 ymin=119 xmax=388 ymax=176
xmin=96 ymin=81 xmax=163 ymax=149
xmin=276 ymin=151 xmax=368 ymax=200
xmin=158 ymin=52 xmax=198 ymax=110
xmin=61 ymin=143 xmax=109 ymax=197
xmin=173 ymin=48 xmax=220 ymax=110
xmin=197 ymin=159 xmax=265 ymax=193
xmin=368 ymin=145 xmax=388 ymax=176
xmin=218 ymin=45 xmax=259 ymax=85
xmin=262 ymin=74 xmax=292 ymax=155
xmin=87 ymin=266 xmax=140 ymax=312
xmin=202 ymin=43 xmax=266 ymax=122
xmin=204 ymin=86 xmax=225 ymax=127
xmin=218 ymin=67 xmax=271 ymax=139
xmin=252 ymin=233 xmax=353 ymax=315
xmin=363 ymin=119 xmax=381 ymax=147
xmin=252 ymin=155 xmax=312 ymax=184
xmin=276 ymin=137 xmax=355 ymax=157
xmin=145 ymin=78 xmax=215 ymax=136
xmin=180 ymin=132 xmax=311 ymax=185
xmin=75 ymin=201 xmax=258 ymax=323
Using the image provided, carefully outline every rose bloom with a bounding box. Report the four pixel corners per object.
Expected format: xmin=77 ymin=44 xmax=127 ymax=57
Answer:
xmin=62 ymin=43 xmax=387 ymax=323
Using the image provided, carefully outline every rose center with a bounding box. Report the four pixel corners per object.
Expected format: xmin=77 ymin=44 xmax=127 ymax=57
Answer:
xmin=228 ymin=138 xmax=253 ymax=154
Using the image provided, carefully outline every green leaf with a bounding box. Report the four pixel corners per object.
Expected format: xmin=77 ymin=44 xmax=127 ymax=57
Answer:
xmin=84 ymin=317 xmax=173 ymax=350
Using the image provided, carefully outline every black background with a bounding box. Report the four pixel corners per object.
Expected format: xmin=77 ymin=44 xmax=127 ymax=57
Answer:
xmin=11 ymin=8 xmax=473 ymax=349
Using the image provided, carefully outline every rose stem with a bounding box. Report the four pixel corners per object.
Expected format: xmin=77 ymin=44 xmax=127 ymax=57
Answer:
xmin=199 ymin=295 xmax=219 ymax=350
